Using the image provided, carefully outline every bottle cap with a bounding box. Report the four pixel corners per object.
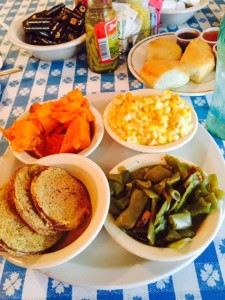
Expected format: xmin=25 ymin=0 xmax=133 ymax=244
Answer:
xmin=88 ymin=0 xmax=112 ymax=8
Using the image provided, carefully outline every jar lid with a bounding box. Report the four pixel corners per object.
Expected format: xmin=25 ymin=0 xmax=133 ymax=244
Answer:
xmin=88 ymin=0 xmax=112 ymax=8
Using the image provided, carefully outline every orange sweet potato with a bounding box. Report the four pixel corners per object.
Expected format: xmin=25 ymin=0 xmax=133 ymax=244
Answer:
xmin=31 ymin=101 xmax=59 ymax=133
xmin=0 ymin=118 xmax=44 ymax=152
xmin=29 ymin=102 xmax=42 ymax=114
xmin=66 ymin=88 xmax=87 ymax=107
xmin=60 ymin=113 xmax=91 ymax=153
xmin=45 ymin=133 xmax=65 ymax=155
xmin=0 ymin=88 xmax=95 ymax=156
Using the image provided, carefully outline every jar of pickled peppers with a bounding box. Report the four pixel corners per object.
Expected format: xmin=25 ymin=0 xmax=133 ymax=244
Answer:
xmin=85 ymin=0 xmax=119 ymax=73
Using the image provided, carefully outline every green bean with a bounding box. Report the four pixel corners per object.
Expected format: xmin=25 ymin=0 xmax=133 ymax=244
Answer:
xmin=166 ymin=172 xmax=181 ymax=186
xmin=213 ymin=188 xmax=225 ymax=200
xmin=115 ymin=189 xmax=149 ymax=229
xmin=91 ymin=51 xmax=101 ymax=67
xmin=109 ymin=201 xmax=122 ymax=216
xmin=178 ymin=228 xmax=195 ymax=238
xmin=155 ymin=219 xmax=167 ymax=234
xmin=90 ymin=41 xmax=99 ymax=58
xmin=165 ymin=155 xmax=190 ymax=180
xmin=168 ymin=238 xmax=192 ymax=249
xmin=113 ymin=195 xmax=131 ymax=210
xmin=147 ymin=197 xmax=157 ymax=245
xmin=154 ymin=199 xmax=171 ymax=227
xmin=169 ymin=212 xmax=192 ymax=230
xmin=175 ymin=172 xmax=202 ymax=211
xmin=165 ymin=230 xmax=182 ymax=242
xmin=144 ymin=165 xmax=173 ymax=183
xmin=135 ymin=179 xmax=152 ymax=189
xmin=187 ymin=197 xmax=211 ymax=216
xmin=107 ymin=155 xmax=224 ymax=249
xmin=88 ymin=55 xmax=94 ymax=70
xmin=86 ymin=30 xmax=94 ymax=43
xmin=167 ymin=188 xmax=181 ymax=201
xmin=152 ymin=179 xmax=166 ymax=195
xmin=204 ymin=193 xmax=219 ymax=211
xmin=142 ymin=188 xmax=160 ymax=200
xmin=203 ymin=173 xmax=218 ymax=191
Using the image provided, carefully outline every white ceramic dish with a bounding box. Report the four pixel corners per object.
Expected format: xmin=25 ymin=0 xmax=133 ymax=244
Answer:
xmin=1 ymin=91 xmax=225 ymax=289
xmin=7 ymin=15 xmax=86 ymax=61
xmin=161 ymin=0 xmax=209 ymax=26
xmin=105 ymin=153 xmax=223 ymax=262
xmin=103 ymin=89 xmax=198 ymax=153
xmin=11 ymin=105 xmax=104 ymax=164
xmin=0 ymin=153 xmax=110 ymax=269
xmin=127 ymin=33 xmax=215 ymax=95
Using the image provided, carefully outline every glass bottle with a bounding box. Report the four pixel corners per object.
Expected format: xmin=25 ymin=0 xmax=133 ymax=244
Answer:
xmin=206 ymin=15 xmax=225 ymax=140
xmin=85 ymin=0 xmax=119 ymax=73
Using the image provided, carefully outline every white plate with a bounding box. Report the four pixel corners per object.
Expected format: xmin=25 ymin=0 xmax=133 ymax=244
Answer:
xmin=103 ymin=89 xmax=198 ymax=153
xmin=127 ymin=33 xmax=215 ymax=95
xmin=1 ymin=91 xmax=225 ymax=289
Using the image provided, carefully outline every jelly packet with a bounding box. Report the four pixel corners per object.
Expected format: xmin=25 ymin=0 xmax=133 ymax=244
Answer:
xmin=112 ymin=2 xmax=131 ymax=38
xmin=148 ymin=0 xmax=163 ymax=33
xmin=113 ymin=2 xmax=143 ymax=51
xmin=112 ymin=2 xmax=142 ymax=39
xmin=113 ymin=1 xmax=161 ymax=52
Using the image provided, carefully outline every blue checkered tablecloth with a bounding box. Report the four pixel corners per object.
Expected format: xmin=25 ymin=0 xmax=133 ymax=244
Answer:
xmin=1 ymin=0 xmax=225 ymax=299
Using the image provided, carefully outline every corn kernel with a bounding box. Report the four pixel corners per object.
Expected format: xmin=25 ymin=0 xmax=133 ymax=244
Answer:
xmin=107 ymin=90 xmax=194 ymax=146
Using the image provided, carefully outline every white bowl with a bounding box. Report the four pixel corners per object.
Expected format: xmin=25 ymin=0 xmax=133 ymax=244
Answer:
xmin=11 ymin=104 xmax=104 ymax=164
xmin=160 ymin=0 xmax=209 ymax=26
xmin=104 ymin=153 xmax=223 ymax=261
xmin=7 ymin=15 xmax=86 ymax=61
xmin=1 ymin=153 xmax=110 ymax=269
xmin=103 ymin=89 xmax=198 ymax=153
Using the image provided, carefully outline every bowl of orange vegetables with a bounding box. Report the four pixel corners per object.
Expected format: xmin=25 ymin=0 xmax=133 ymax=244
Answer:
xmin=0 ymin=88 xmax=104 ymax=164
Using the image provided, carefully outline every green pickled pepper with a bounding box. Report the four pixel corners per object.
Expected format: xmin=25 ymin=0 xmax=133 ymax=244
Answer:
xmin=85 ymin=0 xmax=119 ymax=73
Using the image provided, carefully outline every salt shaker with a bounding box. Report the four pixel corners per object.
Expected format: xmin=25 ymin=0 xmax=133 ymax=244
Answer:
xmin=206 ymin=15 xmax=225 ymax=140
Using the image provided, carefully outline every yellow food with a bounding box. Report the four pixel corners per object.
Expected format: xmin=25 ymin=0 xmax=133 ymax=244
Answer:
xmin=107 ymin=90 xmax=193 ymax=146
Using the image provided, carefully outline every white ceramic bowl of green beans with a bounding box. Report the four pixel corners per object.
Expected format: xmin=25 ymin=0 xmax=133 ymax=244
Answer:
xmin=104 ymin=153 xmax=224 ymax=262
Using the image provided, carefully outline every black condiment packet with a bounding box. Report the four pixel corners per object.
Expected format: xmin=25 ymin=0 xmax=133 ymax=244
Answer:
xmin=23 ymin=3 xmax=86 ymax=46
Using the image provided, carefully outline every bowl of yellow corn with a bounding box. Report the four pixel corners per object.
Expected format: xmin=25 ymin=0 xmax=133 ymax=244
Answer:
xmin=103 ymin=89 xmax=198 ymax=153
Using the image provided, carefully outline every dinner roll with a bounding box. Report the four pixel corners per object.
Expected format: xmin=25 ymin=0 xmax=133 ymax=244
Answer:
xmin=146 ymin=38 xmax=182 ymax=61
xmin=180 ymin=38 xmax=215 ymax=83
xmin=139 ymin=59 xmax=190 ymax=90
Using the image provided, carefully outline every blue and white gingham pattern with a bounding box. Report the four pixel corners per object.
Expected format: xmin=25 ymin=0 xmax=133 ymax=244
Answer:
xmin=1 ymin=0 xmax=225 ymax=299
